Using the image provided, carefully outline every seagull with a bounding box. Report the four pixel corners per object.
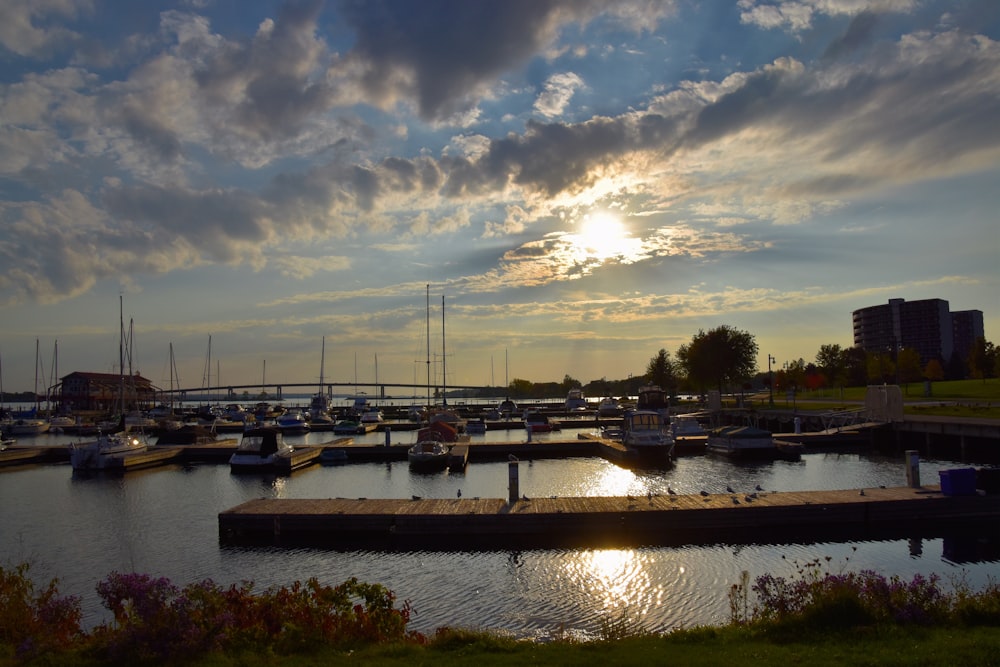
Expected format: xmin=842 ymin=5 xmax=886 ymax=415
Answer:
xmin=726 ymin=485 xmax=735 ymax=493
xmin=700 ymin=490 xmax=710 ymax=497
xmin=457 ymin=489 xmax=462 ymax=498
xmin=859 ymin=489 xmax=866 ymax=496
xmin=744 ymin=495 xmax=754 ymax=503
xmin=755 ymin=484 xmax=764 ymax=491
xmin=522 ymin=493 xmax=530 ymax=501
xmin=732 ymin=497 xmax=740 ymax=504
xmin=667 ymin=486 xmax=677 ymax=496
xmin=411 ymin=495 xmax=421 ymax=500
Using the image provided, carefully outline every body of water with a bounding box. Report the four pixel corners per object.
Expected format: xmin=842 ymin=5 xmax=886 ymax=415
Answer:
xmin=2 ymin=426 xmax=998 ymax=641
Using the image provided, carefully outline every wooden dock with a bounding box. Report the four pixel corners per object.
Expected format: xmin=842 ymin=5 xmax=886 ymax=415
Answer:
xmin=218 ymin=485 xmax=1000 ymax=550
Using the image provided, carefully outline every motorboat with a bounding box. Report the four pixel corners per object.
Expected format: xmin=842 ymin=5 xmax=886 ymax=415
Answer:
xmin=319 ymin=448 xmax=348 ymax=466
xmin=0 ymin=437 xmax=14 ymax=450
xmin=229 ymin=427 xmax=295 ymax=472
xmin=524 ymin=410 xmax=558 ymax=433
xmin=597 ymin=397 xmax=622 ymax=417
xmin=8 ymin=418 xmax=50 ymax=436
xmin=332 ymin=419 xmax=365 ymax=435
xmin=705 ymin=425 xmax=780 ymax=459
xmin=498 ymin=399 xmax=518 ymax=418
xmin=621 ymin=409 xmax=675 ymax=464
xmin=360 ymin=407 xmax=384 ymax=424
xmin=465 ymin=418 xmax=487 ymax=435
xmin=69 ymin=428 xmax=149 ymax=471
xmin=276 ymin=409 xmax=310 ymax=432
xmin=671 ymin=414 xmax=707 ymax=438
xmin=637 ymin=385 xmax=670 ymax=416
xmin=154 ymin=423 xmax=238 ymax=447
xmin=406 ymin=404 xmax=426 ymax=422
xmin=407 ymin=439 xmax=450 ymax=471
xmin=565 ymin=388 xmax=588 ymax=411
xmin=48 ymin=415 xmax=77 ymax=432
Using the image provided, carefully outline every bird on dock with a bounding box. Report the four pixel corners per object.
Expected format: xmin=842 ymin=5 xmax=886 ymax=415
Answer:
xmin=755 ymin=484 xmax=764 ymax=491
xmin=457 ymin=489 xmax=462 ymax=498
xmin=700 ymin=490 xmax=709 ymax=496
xmin=732 ymin=497 xmax=740 ymax=504
xmin=744 ymin=495 xmax=754 ymax=503
xmin=859 ymin=489 xmax=865 ymax=496
xmin=522 ymin=493 xmax=530 ymax=501
xmin=668 ymin=486 xmax=677 ymax=496
xmin=411 ymin=495 xmax=421 ymax=500
xmin=726 ymin=485 xmax=735 ymax=493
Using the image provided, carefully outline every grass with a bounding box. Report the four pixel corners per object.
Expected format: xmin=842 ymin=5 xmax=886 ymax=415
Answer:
xmin=730 ymin=379 xmax=1000 ymax=419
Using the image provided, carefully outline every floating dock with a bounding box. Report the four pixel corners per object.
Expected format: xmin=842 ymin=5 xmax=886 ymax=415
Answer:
xmin=218 ymin=485 xmax=1000 ymax=550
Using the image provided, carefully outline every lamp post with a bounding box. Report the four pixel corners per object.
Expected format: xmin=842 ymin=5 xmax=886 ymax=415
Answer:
xmin=767 ymin=354 xmax=775 ymax=407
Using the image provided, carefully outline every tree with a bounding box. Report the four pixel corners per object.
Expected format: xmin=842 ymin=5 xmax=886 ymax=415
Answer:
xmin=923 ymin=358 xmax=944 ymax=382
xmin=645 ymin=349 xmax=679 ymax=396
xmin=968 ymin=337 xmax=997 ymax=382
xmin=896 ymin=347 xmax=922 ymax=393
xmin=508 ymin=378 xmax=532 ymax=398
xmin=866 ymin=352 xmax=895 ymax=384
xmin=677 ymin=325 xmax=758 ymax=394
xmin=842 ymin=346 xmax=868 ymax=387
xmin=816 ymin=344 xmax=847 ymax=388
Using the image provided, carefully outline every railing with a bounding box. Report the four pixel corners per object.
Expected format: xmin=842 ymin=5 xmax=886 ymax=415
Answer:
xmin=820 ymin=408 xmax=868 ymax=431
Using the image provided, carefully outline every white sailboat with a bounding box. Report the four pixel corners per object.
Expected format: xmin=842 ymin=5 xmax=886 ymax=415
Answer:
xmin=409 ymin=286 xmax=452 ymax=471
xmin=69 ymin=297 xmax=149 ymax=471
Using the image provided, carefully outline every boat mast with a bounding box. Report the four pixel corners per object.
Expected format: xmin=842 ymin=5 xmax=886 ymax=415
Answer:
xmin=118 ymin=295 xmax=125 ymax=418
xmin=441 ymin=295 xmax=447 ymax=406
xmin=425 ymin=285 xmax=431 ymax=411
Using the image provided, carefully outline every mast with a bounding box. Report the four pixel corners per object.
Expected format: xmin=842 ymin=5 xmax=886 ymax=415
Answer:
xmin=118 ymin=295 xmax=125 ymax=417
xmin=441 ymin=295 xmax=447 ymax=406
xmin=425 ymin=285 xmax=431 ymax=411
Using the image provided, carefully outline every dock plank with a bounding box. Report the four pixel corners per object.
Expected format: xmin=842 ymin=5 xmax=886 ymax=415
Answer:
xmin=219 ymin=485 xmax=999 ymax=550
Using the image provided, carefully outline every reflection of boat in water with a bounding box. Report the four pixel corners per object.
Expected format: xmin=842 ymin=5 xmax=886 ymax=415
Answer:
xmin=229 ymin=427 xmax=295 ymax=472
xmin=407 ymin=439 xmax=450 ymax=471
xmin=319 ymin=448 xmax=348 ymax=466
xmin=621 ymin=409 xmax=674 ymax=464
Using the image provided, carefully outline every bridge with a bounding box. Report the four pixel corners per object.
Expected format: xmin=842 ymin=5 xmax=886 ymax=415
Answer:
xmin=157 ymin=381 xmax=499 ymax=402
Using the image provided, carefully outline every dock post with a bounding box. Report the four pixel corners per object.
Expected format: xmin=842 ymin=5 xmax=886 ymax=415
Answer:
xmin=525 ymin=423 xmax=532 ymax=443
xmin=508 ymin=459 xmax=519 ymax=504
xmin=385 ymin=426 xmax=391 ymax=447
xmin=905 ymin=449 xmax=920 ymax=488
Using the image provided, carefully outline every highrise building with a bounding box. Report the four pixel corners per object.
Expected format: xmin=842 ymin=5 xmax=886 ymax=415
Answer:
xmin=852 ymin=298 xmax=984 ymax=367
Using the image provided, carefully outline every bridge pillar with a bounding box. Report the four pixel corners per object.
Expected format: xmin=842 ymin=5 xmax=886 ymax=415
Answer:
xmin=277 ymin=386 xmax=283 ymax=400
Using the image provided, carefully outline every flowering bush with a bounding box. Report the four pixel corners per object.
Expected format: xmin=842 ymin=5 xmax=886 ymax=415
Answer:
xmin=0 ymin=562 xmax=83 ymax=660
xmin=91 ymin=571 xmax=421 ymax=661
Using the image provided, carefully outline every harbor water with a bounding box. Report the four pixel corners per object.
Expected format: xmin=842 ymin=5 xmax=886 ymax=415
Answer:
xmin=2 ymin=424 xmax=999 ymax=641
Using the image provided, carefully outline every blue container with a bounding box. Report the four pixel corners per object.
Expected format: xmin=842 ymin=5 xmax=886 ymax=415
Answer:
xmin=939 ymin=468 xmax=977 ymax=496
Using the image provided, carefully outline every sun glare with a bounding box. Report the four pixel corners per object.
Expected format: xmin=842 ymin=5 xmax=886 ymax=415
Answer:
xmin=572 ymin=212 xmax=638 ymax=261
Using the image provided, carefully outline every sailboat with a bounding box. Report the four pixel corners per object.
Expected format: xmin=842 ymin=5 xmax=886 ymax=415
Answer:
xmin=69 ymin=297 xmax=149 ymax=471
xmin=308 ymin=337 xmax=335 ymax=427
xmin=408 ymin=286 xmax=451 ymax=471
xmin=8 ymin=340 xmax=49 ymax=436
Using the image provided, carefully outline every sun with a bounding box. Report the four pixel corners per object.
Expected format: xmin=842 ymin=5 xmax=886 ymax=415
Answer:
xmin=573 ymin=212 xmax=633 ymax=261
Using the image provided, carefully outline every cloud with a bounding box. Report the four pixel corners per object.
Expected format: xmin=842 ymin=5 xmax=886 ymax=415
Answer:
xmin=0 ymin=0 xmax=88 ymax=59
xmin=335 ymin=0 xmax=671 ymax=122
xmin=534 ymin=72 xmax=585 ymax=118
xmin=737 ymin=0 xmax=916 ymax=33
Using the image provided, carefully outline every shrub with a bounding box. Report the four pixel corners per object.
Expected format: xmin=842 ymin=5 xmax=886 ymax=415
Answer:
xmin=0 ymin=562 xmax=83 ymax=660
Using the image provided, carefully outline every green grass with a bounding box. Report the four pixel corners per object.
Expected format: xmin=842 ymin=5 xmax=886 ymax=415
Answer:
xmin=12 ymin=625 xmax=999 ymax=667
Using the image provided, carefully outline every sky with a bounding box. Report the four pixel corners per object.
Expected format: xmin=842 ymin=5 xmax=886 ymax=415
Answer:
xmin=1 ymin=0 xmax=998 ymax=397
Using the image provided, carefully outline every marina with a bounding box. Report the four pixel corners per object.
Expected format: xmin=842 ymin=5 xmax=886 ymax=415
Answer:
xmin=1 ymin=421 xmax=999 ymax=640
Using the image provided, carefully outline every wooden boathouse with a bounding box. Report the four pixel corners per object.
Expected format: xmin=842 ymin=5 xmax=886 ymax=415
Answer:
xmin=219 ymin=485 xmax=1000 ymax=550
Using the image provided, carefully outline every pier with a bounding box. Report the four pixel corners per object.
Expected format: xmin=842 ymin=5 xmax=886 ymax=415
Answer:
xmin=218 ymin=485 xmax=1000 ymax=550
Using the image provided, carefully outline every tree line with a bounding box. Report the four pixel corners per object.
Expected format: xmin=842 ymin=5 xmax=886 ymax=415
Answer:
xmin=488 ymin=326 xmax=999 ymax=400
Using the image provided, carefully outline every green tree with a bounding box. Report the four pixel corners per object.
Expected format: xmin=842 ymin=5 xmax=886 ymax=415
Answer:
xmin=508 ymin=378 xmax=533 ymax=398
xmin=645 ymin=349 xmax=679 ymax=396
xmin=815 ymin=344 xmax=847 ymax=388
xmin=843 ymin=346 xmax=868 ymax=387
xmin=968 ymin=337 xmax=996 ymax=382
xmin=677 ymin=325 xmax=758 ymax=394
xmin=866 ymin=351 xmax=895 ymax=384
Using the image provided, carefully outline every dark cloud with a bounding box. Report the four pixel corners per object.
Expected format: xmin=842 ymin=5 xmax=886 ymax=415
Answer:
xmin=337 ymin=0 xmax=608 ymax=121
xmin=823 ymin=11 xmax=879 ymax=61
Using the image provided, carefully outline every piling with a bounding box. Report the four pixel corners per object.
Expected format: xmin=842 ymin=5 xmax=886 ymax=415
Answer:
xmin=508 ymin=458 xmax=519 ymax=504
xmin=905 ymin=449 xmax=920 ymax=487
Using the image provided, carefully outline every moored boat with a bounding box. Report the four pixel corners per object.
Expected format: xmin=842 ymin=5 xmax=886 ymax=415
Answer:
xmin=671 ymin=414 xmax=707 ymax=438
xmin=229 ymin=427 xmax=295 ymax=472
xmin=524 ymin=409 xmax=558 ymax=433
xmin=8 ymin=418 xmax=50 ymax=436
xmin=705 ymin=425 xmax=780 ymax=459
xmin=597 ymin=397 xmax=622 ymax=417
xmin=565 ymin=388 xmax=588 ymax=411
xmin=69 ymin=427 xmax=149 ymax=471
xmin=276 ymin=409 xmax=310 ymax=432
xmin=621 ymin=409 xmax=675 ymax=464
xmin=407 ymin=438 xmax=450 ymax=471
